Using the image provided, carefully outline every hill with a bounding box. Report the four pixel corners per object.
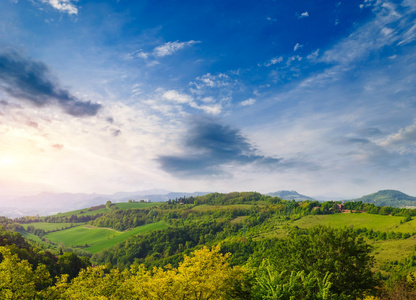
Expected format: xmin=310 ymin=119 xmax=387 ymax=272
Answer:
xmin=348 ymin=189 xmax=416 ymax=208
xmin=266 ymin=190 xmax=314 ymax=201
xmin=0 ymin=190 xmax=211 ymax=218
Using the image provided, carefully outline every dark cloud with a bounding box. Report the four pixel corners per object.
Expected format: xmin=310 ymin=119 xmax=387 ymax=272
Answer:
xmin=158 ymin=118 xmax=281 ymax=177
xmin=358 ymin=127 xmax=383 ymax=137
xmin=113 ymin=129 xmax=121 ymax=137
xmin=106 ymin=117 xmax=114 ymax=123
xmin=26 ymin=120 xmax=39 ymax=128
xmin=348 ymin=137 xmax=371 ymax=144
xmin=0 ymin=49 xmax=101 ymax=117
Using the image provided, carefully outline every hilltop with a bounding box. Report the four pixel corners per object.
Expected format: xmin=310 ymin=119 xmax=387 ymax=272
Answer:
xmin=266 ymin=190 xmax=314 ymax=201
xmin=348 ymin=189 xmax=416 ymax=208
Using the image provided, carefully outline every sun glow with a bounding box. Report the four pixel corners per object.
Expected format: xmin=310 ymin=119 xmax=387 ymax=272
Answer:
xmin=1 ymin=156 xmax=16 ymax=167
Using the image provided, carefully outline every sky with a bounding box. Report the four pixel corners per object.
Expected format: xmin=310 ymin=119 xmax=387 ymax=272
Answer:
xmin=0 ymin=0 xmax=416 ymax=200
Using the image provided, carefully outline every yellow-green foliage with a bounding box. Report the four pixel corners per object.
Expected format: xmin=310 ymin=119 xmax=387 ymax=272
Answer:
xmin=0 ymin=247 xmax=51 ymax=299
xmin=2 ymin=245 xmax=245 ymax=300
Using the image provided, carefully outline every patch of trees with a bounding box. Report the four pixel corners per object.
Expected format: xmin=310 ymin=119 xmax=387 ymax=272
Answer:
xmin=43 ymin=213 xmax=103 ymax=223
xmin=92 ymin=208 xmax=161 ymax=231
xmin=0 ymin=225 xmax=90 ymax=282
xmin=92 ymin=220 xmax=242 ymax=268
xmin=344 ymin=201 xmax=416 ymax=217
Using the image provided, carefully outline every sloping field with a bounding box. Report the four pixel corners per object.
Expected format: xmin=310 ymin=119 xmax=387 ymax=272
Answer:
xmin=44 ymin=221 xmax=168 ymax=254
xmin=45 ymin=225 xmax=121 ymax=247
xmin=85 ymin=222 xmax=168 ymax=254
xmin=293 ymin=213 xmax=416 ymax=233
xmin=21 ymin=222 xmax=81 ymax=231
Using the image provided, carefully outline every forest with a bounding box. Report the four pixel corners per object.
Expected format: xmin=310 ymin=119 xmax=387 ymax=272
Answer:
xmin=2 ymin=192 xmax=416 ymax=299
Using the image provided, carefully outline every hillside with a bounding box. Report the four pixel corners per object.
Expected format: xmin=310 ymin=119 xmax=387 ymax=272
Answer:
xmin=4 ymin=192 xmax=416 ymax=298
xmin=348 ymin=189 xmax=416 ymax=208
xmin=267 ymin=190 xmax=314 ymax=201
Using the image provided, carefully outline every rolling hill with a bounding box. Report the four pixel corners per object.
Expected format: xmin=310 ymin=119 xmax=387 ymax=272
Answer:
xmin=266 ymin=190 xmax=314 ymax=201
xmin=348 ymin=190 xmax=416 ymax=208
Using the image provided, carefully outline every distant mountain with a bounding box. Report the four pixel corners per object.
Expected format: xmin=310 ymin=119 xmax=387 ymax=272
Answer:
xmin=0 ymin=190 xmax=211 ymax=218
xmin=348 ymin=190 xmax=416 ymax=208
xmin=266 ymin=190 xmax=314 ymax=201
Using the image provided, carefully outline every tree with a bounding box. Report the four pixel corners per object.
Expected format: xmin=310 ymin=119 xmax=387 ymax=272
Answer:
xmin=253 ymin=260 xmax=334 ymax=300
xmin=123 ymin=244 xmax=247 ymax=299
xmin=0 ymin=246 xmax=51 ymax=299
xmin=255 ymin=226 xmax=378 ymax=299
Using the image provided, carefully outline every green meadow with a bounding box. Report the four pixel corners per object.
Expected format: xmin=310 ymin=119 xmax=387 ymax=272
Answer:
xmin=21 ymin=222 xmax=80 ymax=231
xmin=293 ymin=213 xmax=416 ymax=232
xmin=85 ymin=222 xmax=168 ymax=253
xmin=44 ymin=221 xmax=168 ymax=254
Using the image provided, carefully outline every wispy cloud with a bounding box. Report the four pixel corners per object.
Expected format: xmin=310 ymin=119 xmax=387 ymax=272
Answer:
xmin=259 ymin=56 xmax=283 ymax=67
xmin=159 ymin=89 xmax=222 ymax=115
xmin=0 ymin=49 xmax=101 ymax=117
xmin=294 ymin=43 xmax=303 ymax=51
xmin=41 ymin=0 xmax=78 ymax=15
xmin=298 ymin=11 xmax=309 ymax=19
xmin=123 ymin=40 xmax=201 ymax=63
xmin=190 ymin=73 xmax=232 ymax=89
xmin=241 ymin=98 xmax=256 ymax=106
xmin=153 ymin=40 xmax=201 ymax=57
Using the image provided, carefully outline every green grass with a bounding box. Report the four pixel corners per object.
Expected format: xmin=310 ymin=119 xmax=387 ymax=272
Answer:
xmin=85 ymin=222 xmax=168 ymax=254
xmin=292 ymin=213 xmax=416 ymax=233
xmin=20 ymin=231 xmax=46 ymax=244
xmin=370 ymin=236 xmax=416 ymax=270
xmin=43 ymin=221 xmax=168 ymax=254
xmin=21 ymin=222 xmax=82 ymax=231
xmin=44 ymin=207 xmax=109 ymax=218
xmin=44 ymin=225 xmax=120 ymax=247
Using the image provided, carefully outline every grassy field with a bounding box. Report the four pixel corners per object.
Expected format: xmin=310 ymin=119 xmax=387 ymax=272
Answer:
xmin=44 ymin=207 xmax=109 ymax=218
xmin=45 ymin=225 xmax=121 ymax=247
xmin=85 ymin=222 xmax=168 ymax=254
xmin=21 ymin=222 xmax=82 ymax=231
xmin=370 ymin=236 xmax=416 ymax=268
xmin=293 ymin=213 xmax=416 ymax=233
xmin=44 ymin=221 xmax=168 ymax=254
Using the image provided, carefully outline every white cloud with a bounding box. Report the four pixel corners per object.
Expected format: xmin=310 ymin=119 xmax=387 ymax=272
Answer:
xmin=192 ymin=103 xmax=222 ymax=115
xmin=261 ymin=56 xmax=283 ymax=67
xmin=162 ymin=90 xmax=194 ymax=104
xmin=294 ymin=43 xmax=303 ymax=51
xmin=299 ymin=11 xmax=309 ymax=19
xmin=381 ymin=121 xmax=416 ymax=152
xmin=307 ymin=49 xmax=320 ymax=60
xmin=122 ymin=50 xmax=149 ymax=60
xmin=320 ymin=1 xmax=407 ymax=65
xmin=241 ymin=98 xmax=256 ymax=106
xmin=398 ymin=23 xmax=416 ymax=46
xmin=190 ymin=73 xmax=231 ymax=89
xmin=42 ymin=0 xmax=78 ymax=15
xmin=153 ymin=40 xmax=201 ymax=57
xmin=159 ymin=89 xmax=222 ymax=115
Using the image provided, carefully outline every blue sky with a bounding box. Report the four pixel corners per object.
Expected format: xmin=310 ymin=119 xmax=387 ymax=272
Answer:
xmin=0 ymin=0 xmax=416 ymax=199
